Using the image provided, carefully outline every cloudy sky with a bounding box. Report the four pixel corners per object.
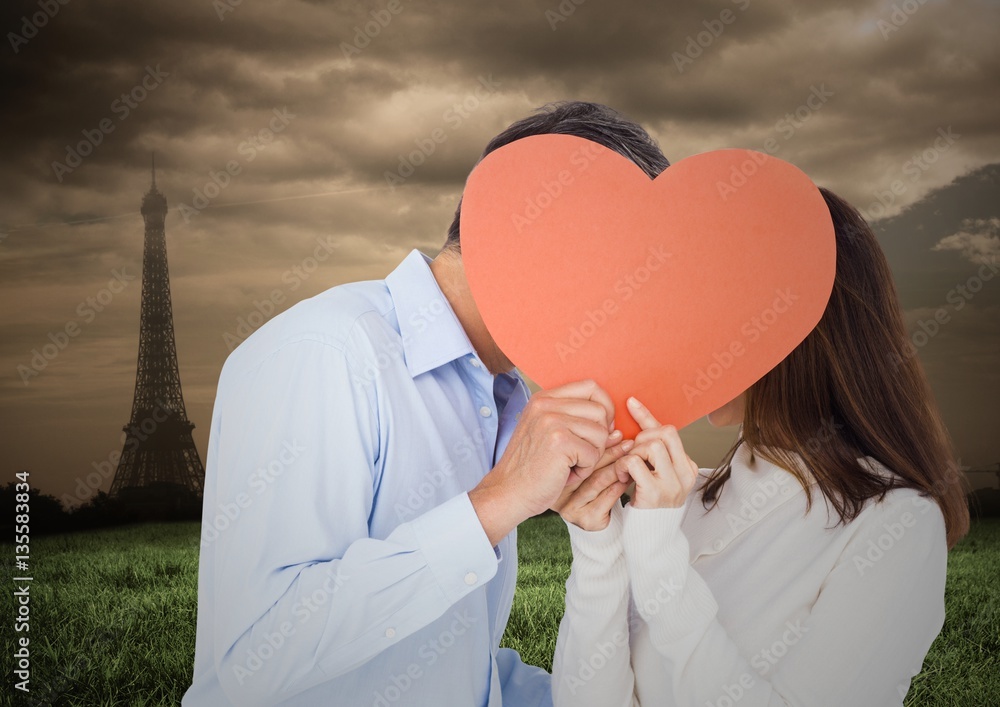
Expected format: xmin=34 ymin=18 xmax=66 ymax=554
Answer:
xmin=1 ymin=0 xmax=998 ymax=505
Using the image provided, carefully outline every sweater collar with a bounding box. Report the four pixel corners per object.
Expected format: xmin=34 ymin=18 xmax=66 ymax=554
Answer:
xmin=682 ymin=443 xmax=819 ymax=562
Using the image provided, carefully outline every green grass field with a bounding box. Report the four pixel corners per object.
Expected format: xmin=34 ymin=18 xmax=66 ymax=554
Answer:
xmin=4 ymin=518 xmax=998 ymax=705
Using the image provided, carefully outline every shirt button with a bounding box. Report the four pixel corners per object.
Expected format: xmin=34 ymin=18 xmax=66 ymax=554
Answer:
xmin=385 ymin=627 xmax=396 ymax=638
xmin=479 ymin=406 xmax=492 ymax=418
xmin=470 ymin=358 xmax=482 ymax=368
xmin=464 ymin=572 xmax=478 ymax=585
xmin=712 ymin=539 xmax=725 ymax=552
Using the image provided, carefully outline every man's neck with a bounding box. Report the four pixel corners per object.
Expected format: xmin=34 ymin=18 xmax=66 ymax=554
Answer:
xmin=429 ymin=248 xmax=513 ymax=376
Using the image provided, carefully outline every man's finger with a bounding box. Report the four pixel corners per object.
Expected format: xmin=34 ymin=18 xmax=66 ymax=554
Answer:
xmin=588 ymin=438 xmax=635 ymax=471
xmin=546 ymin=380 xmax=615 ymax=429
xmin=570 ymin=438 xmax=630 ymax=486
xmin=558 ymin=414 xmax=614 ymax=458
xmin=561 ymin=429 xmax=604 ymax=475
xmin=537 ymin=397 xmax=613 ymax=430
xmin=562 ymin=468 xmax=587 ymax=497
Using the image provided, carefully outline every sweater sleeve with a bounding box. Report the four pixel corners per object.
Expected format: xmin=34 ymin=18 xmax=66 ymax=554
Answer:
xmin=552 ymin=502 xmax=639 ymax=707
xmin=620 ymin=493 xmax=948 ymax=707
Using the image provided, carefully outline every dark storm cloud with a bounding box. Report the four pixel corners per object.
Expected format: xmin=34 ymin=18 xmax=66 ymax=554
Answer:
xmin=1 ymin=0 xmax=998 ymax=500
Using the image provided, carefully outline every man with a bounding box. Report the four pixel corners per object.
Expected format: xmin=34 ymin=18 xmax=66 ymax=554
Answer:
xmin=182 ymin=101 xmax=669 ymax=706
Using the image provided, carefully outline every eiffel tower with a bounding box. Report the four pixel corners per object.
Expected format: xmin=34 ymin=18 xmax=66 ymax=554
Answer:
xmin=109 ymin=156 xmax=205 ymax=515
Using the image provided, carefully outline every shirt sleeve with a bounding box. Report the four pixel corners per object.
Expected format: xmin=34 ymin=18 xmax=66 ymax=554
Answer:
xmin=552 ymin=503 xmax=639 ymax=707
xmin=496 ymin=648 xmax=554 ymax=707
xmin=619 ymin=493 xmax=948 ymax=707
xmin=206 ymin=336 xmax=499 ymax=706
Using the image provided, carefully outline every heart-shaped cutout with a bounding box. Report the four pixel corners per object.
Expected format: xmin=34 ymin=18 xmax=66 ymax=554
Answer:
xmin=462 ymin=135 xmax=836 ymax=438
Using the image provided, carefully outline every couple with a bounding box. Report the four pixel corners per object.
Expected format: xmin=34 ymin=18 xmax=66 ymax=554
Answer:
xmin=183 ymin=101 xmax=969 ymax=707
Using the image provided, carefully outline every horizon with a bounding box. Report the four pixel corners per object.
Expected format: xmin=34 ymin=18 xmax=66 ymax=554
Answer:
xmin=1 ymin=0 xmax=997 ymax=507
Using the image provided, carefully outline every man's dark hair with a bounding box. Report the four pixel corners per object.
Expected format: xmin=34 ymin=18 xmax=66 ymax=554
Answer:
xmin=442 ymin=101 xmax=669 ymax=251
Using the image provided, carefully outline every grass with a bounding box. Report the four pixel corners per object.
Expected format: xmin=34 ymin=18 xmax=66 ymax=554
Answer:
xmin=3 ymin=518 xmax=997 ymax=706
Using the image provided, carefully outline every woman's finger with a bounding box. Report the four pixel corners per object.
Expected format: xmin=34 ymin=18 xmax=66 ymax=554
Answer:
xmin=659 ymin=425 xmax=688 ymax=469
xmin=683 ymin=455 xmax=701 ymax=493
xmin=618 ymin=453 xmax=655 ymax=490
xmin=629 ymin=439 xmax=672 ymax=479
xmin=588 ymin=479 xmax=628 ymax=516
xmin=626 ymin=396 xmax=661 ymax=432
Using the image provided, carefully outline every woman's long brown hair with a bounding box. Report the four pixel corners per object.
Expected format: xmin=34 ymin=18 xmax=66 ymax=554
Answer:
xmin=701 ymin=188 xmax=970 ymax=548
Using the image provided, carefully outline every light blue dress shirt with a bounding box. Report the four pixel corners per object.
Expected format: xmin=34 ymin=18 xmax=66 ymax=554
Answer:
xmin=182 ymin=249 xmax=552 ymax=707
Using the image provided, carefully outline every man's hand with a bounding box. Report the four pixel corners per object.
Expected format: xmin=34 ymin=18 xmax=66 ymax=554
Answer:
xmin=469 ymin=379 xmax=617 ymax=546
xmin=551 ymin=441 xmax=633 ymax=531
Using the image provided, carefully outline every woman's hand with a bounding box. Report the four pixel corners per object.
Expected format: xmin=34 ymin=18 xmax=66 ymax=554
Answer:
xmin=616 ymin=397 xmax=700 ymax=510
xmin=551 ymin=439 xmax=634 ymax=531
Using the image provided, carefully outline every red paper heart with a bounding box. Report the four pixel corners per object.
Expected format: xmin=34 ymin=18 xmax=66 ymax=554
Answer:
xmin=461 ymin=135 xmax=836 ymax=438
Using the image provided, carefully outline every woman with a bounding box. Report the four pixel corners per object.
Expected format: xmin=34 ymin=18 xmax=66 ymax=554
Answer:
xmin=551 ymin=188 xmax=969 ymax=707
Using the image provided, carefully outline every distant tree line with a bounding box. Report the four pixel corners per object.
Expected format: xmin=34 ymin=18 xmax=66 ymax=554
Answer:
xmin=2 ymin=476 xmax=999 ymax=539
xmin=3 ymin=480 xmax=199 ymax=538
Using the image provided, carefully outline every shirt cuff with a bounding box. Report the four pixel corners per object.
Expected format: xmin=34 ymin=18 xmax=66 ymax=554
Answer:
xmin=410 ymin=492 xmax=499 ymax=605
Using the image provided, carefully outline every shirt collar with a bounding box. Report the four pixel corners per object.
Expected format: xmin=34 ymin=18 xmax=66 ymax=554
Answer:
xmin=684 ymin=443 xmax=818 ymax=561
xmin=385 ymin=249 xmax=477 ymax=378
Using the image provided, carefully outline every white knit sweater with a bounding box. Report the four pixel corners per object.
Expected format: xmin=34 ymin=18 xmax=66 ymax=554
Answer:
xmin=552 ymin=443 xmax=948 ymax=707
